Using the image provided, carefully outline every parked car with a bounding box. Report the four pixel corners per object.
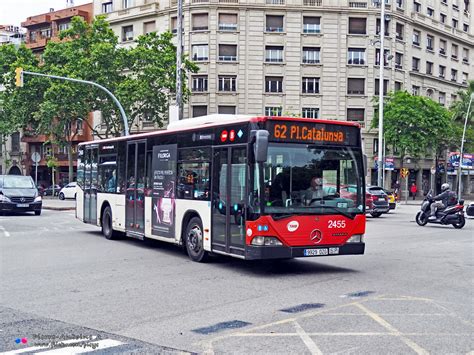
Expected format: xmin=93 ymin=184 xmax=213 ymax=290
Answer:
xmin=42 ymin=184 xmax=62 ymax=197
xmin=0 ymin=175 xmax=42 ymax=215
xmin=59 ymin=182 xmax=77 ymax=200
xmin=366 ymin=186 xmax=390 ymax=217
xmin=383 ymin=189 xmax=397 ymax=210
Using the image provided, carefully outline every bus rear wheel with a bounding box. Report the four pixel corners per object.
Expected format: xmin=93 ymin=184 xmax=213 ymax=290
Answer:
xmin=102 ymin=206 xmax=119 ymax=240
xmin=185 ymin=217 xmax=208 ymax=262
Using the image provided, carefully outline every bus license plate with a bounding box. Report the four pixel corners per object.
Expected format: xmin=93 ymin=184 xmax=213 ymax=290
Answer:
xmin=304 ymin=248 xmax=328 ymax=256
xmin=17 ymin=204 xmax=29 ymax=208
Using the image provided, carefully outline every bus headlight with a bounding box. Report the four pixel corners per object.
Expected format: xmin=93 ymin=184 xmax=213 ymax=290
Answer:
xmin=346 ymin=234 xmax=364 ymax=243
xmin=251 ymin=236 xmax=283 ymax=246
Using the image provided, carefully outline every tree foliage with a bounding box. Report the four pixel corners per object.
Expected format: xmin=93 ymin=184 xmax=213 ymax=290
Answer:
xmin=450 ymin=80 xmax=474 ymax=152
xmin=372 ymin=91 xmax=454 ymax=161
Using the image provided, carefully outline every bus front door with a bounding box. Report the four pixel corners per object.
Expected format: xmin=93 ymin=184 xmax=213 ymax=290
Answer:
xmin=83 ymin=145 xmax=98 ymax=224
xmin=211 ymin=147 xmax=247 ymax=255
xmin=125 ymin=141 xmax=146 ymax=235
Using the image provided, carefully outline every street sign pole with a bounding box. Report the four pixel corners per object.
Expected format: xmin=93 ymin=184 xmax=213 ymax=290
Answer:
xmin=31 ymin=152 xmax=41 ymax=187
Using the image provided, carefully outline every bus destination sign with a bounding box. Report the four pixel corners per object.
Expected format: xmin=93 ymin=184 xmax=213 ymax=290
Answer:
xmin=267 ymin=121 xmax=359 ymax=146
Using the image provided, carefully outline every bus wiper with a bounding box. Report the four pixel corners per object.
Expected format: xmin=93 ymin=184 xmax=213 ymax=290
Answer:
xmin=318 ymin=205 xmax=356 ymax=220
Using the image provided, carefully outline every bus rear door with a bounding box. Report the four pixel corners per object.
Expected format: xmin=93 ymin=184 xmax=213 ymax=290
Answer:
xmin=83 ymin=145 xmax=98 ymax=225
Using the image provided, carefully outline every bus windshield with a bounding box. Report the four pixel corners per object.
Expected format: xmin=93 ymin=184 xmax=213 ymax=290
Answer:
xmin=252 ymin=143 xmax=364 ymax=218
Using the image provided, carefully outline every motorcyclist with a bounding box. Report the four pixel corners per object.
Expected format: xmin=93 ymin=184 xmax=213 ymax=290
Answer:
xmin=429 ymin=183 xmax=457 ymax=220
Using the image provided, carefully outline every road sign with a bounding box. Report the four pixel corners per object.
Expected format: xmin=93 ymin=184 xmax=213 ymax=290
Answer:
xmin=31 ymin=152 xmax=41 ymax=163
xmin=401 ymin=168 xmax=409 ymax=178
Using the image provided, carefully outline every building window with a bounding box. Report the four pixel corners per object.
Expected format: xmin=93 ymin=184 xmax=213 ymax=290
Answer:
xmin=265 ymin=76 xmax=283 ymax=93
xmin=123 ymin=0 xmax=133 ymax=9
xmin=302 ymin=107 xmax=319 ymax=119
xmin=374 ymin=79 xmax=389 ymax=96
xmin=218 ymin=75 xmax=237 ymax=92
xmin=395 ymin=81 xmax=403 ymax=91
xmin=102 ymin=1 xmax=113 ymax=13
xmin=218 ymin=13 xmax=237 ymax=31
xmin=58 ymin=22 xmax=70 ymax=31
xmin=462 ymin=72 xmax=468 ymax=84
xmin=347 ymin=48 xmax=365 ymax=65
xmin=396 ymin=0 xmax=403 ymax=8
xmin=218 ymin=106 xmax=236 ymax=114
xmin=375 ymin=48 xmax=390 ymax=66
xmin=266 ymin=15 xmax=284 ymax=32
xmin=218 ymin=44 xmax=237 ymax=61
xmin=303 ymin=16 xmax=321 ymax=33
xmin=171 ymin=16 xmax=178 ymax=33
xmin=451 ymin=69 xmax=457 ymax=81
xmin=462 ymin=48 xmax=469 ymax=63
xmin=40 ymin=28 xmax=52 ymax=38
xmin=452 ymin=19 xmax=458 ymax=29
xmin=347 ymin=78 xmax=365 ymax=95
xmin=463 ymin=23 xmax=469 ymax=32
xmin=11 ymin=132 xmax=20 ymax=153
xmin=439 ymin=92 xmax=446 ymax=105
xmin=412 ymin=85 xmax=420 ymax=95
xmin=192 ymin=105 xmax=207 ymax=117
xmin=143 ymin=21 xmax=155 ymax=34
xmin=427 ymin=7 xmax=434 ymax=16
xmin=192 ymin=13 xmax=208 ymax=31
xmin=347 ymin=108 xmax=364 ymax=124
xmin=426 ymin=35 xmax=434 ymax=51
xmin=451 ymin=44 xmax=458 ymax=59
xmin=412 ymin=57 xmax=420 ymax=71
xmin=265 ymin=106 xmax=282 ymax=116
xmin=440 ymin=13 xmax=447 ymax=23
xmin=192 ymin=75 xmax=208 ymax=92
xmin=376 ymin=18 xmax=390 ymax=36
xmin=302 ymin=77 xmax=320 ymax=94
xmin=192 ymin=44 xmax=208 ymax=61
xmin=348 ymin=18 xmax=366 ymax=35
xmin=426 ymin=61 xmax=433 ymax=75
xmin=439 ymin=65 xmax=446 ymax=78
xmin=412 ymin=30 xmax=420 ymax=46
xmin=413 ymin=0 xmax=421 ymax=12
xmin=395 ymin=52 xmax=403 ymax=69
xmin=302 ymin=47 xmax=321 ymax=64
xmin=122 ymin=25 xmax=133 ymax=41
xmin=439 ymin=39 xmax=447 ymax=55
xmin=265 ymin=46 xmax=284 ymax=62
xmin=395 ymin=23 xmax=404 ymax=40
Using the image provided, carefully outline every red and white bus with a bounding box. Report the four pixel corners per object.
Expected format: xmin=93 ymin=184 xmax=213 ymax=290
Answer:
xmin=76 ymin=115 xmax=366 ymax=262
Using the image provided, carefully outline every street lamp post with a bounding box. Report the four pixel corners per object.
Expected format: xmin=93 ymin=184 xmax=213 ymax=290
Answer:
xmin=457 ymin=93 xmax=474 ymax=201
xmin=377 ymin=0 xmax=386 ymax=188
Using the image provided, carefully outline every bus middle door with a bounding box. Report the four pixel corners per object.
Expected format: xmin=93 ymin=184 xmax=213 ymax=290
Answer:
xmin=125 ymin=141 xmax=146 ymax=236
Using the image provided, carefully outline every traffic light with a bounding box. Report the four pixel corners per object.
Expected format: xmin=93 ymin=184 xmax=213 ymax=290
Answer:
xmin=15 ymin=67 xmax=23 ymax=87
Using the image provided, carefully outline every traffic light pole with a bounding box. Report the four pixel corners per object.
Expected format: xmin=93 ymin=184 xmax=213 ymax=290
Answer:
xmin=20 ymin=70 xmax=130 ymax=136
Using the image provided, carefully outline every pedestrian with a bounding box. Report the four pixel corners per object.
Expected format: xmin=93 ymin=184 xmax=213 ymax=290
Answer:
xmin=392 ymin=180 xmax=401 ymax=202
xmin=422 ymin=178 xmax=429 ymax=196
xmin=410 ymin=183 xmax=417 ymax=200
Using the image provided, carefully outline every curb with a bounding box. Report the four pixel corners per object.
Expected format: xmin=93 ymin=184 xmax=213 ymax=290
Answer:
xmin=42 ymin=206 xmax=76 ymax=211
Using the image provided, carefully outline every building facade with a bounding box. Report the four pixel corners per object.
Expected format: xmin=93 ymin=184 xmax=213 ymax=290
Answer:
xmin=13 ymin=3 xmax=95 ymax=186
xmin=104 ymin=1 xmax=473 ymax=193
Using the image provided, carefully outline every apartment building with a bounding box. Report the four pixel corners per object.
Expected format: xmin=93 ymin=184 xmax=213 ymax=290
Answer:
xmin=0 ymin=25 xmax=25 ymax=46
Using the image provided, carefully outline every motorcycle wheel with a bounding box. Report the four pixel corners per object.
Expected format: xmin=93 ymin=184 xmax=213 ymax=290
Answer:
xmin=452 ymin=215 xmax=465 ymax=229
xmin=416 ymin=211 xmax=428 ymax=226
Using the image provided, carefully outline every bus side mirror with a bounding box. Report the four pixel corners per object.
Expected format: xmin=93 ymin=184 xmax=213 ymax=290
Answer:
xmin=363 ymin=154 xmax=368 ymax=173
xmin=252 ymin=130 xmax=269 ymax=163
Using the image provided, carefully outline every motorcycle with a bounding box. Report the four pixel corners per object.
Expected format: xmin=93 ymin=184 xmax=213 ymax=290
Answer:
xmin=415 ymin=191 xmax=465 ymax=229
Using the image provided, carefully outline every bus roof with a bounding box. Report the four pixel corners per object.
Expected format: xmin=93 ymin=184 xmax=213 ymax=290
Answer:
xmin=79 ymin=114 xmax=360 ymax=146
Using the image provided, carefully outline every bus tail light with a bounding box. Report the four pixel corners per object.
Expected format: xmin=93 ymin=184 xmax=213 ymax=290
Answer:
xmin=251 ymin=236 xmax=283 ymax=246
xmin=346 ymin=234 xmax=364 ymax=243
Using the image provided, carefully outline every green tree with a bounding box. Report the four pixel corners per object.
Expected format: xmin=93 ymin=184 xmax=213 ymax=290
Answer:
xmin=372 ymin=91 xmax=454 ymax=167
xmin=450 ymin=80 xmax=474 ymax=152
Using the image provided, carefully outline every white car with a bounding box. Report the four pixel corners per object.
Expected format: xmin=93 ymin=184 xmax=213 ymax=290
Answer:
xmin=58 ymin=182 xmax=77 ymax=200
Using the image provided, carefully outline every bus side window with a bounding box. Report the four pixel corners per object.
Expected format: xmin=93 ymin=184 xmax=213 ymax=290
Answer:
xmin=177 ymin=162 xmax=210 ymax=200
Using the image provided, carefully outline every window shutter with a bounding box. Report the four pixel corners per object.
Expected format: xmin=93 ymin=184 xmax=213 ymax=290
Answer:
xmin=144 ymin=21 xmax=155 ymax=34
xmin=348 ymin=78 xmax=364 ymax=94
xmin=192 ymin=13 xmax=208 ymax=29
xmin=303 ymin=16 xmax=320 ymax=25
xmin=349 ymin=18 xmax=366 ymax=34
xmin=219 ymin=44 xmax=237 ymax=56
xmin=219 ymin=13 xmax=237 ymax=24
xmin=266 ymin=15 xmax=283 ymax=28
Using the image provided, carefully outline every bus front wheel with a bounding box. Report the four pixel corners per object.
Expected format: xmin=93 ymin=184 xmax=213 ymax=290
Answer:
xmin=102 ymin=206 xmax=119 ymax=240
xmin=185 ymin=217 xmax=208 ymax=262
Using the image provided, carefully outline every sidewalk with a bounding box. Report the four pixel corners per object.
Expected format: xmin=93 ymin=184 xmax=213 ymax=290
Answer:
xmin=41 ymin=197 xmax=76 ymax=211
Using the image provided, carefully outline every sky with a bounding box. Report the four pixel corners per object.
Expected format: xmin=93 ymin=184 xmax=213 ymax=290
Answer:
xmin=0 ymin=0 xmax=91 ymax=27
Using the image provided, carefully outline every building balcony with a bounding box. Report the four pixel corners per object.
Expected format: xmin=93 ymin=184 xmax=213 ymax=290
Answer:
xmin=22 ymin=14 xmax=52 ymax=27
xmin=25 ymin=36 xmax=49 ymax=50
xmin=21 ymin=132 xmax=48 ymax=143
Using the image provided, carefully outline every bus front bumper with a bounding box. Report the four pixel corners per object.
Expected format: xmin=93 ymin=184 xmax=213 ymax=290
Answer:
xmin=245 ymin=242 xmax=365 ymax=260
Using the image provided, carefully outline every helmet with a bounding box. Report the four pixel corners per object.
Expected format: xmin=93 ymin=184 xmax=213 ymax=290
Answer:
xmin=441 ymin=183 xmax=450 ymax=192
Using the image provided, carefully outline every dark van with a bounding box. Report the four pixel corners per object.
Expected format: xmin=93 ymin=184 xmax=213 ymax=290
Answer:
xmin=0 ymin=175 xmax=42 ymax=215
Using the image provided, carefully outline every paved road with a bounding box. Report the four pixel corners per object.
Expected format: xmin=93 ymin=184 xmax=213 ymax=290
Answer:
xmin=0 ymin=205 xmax=472 ymax=354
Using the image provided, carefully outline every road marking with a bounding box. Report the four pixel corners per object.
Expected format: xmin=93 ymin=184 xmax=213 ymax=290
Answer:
xmin=293 ymin=321 xmax=323 ymax=355
xmin=39 ymin=339 xmax=124 ymax=354
xmin=0 ymin=338 xmax=91 ymax=354
xmin=0 ymin=226 xmax=10 ymax=237
xmin=355 ymin=303 xmax=429 ymax=355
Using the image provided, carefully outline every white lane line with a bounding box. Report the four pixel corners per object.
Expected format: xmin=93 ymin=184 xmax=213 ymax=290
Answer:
xmin=293 ymin=321 xmax=323 ymax=355
xmin=355 ymin=303 xmax=429 ymax=355
xmin=38 ymin=339 xmax=124 ymax=354
xmin=0 ymin=225 xmax=10 ymax=237
xmin=0 ymin=338 xmax=91 ymax=355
